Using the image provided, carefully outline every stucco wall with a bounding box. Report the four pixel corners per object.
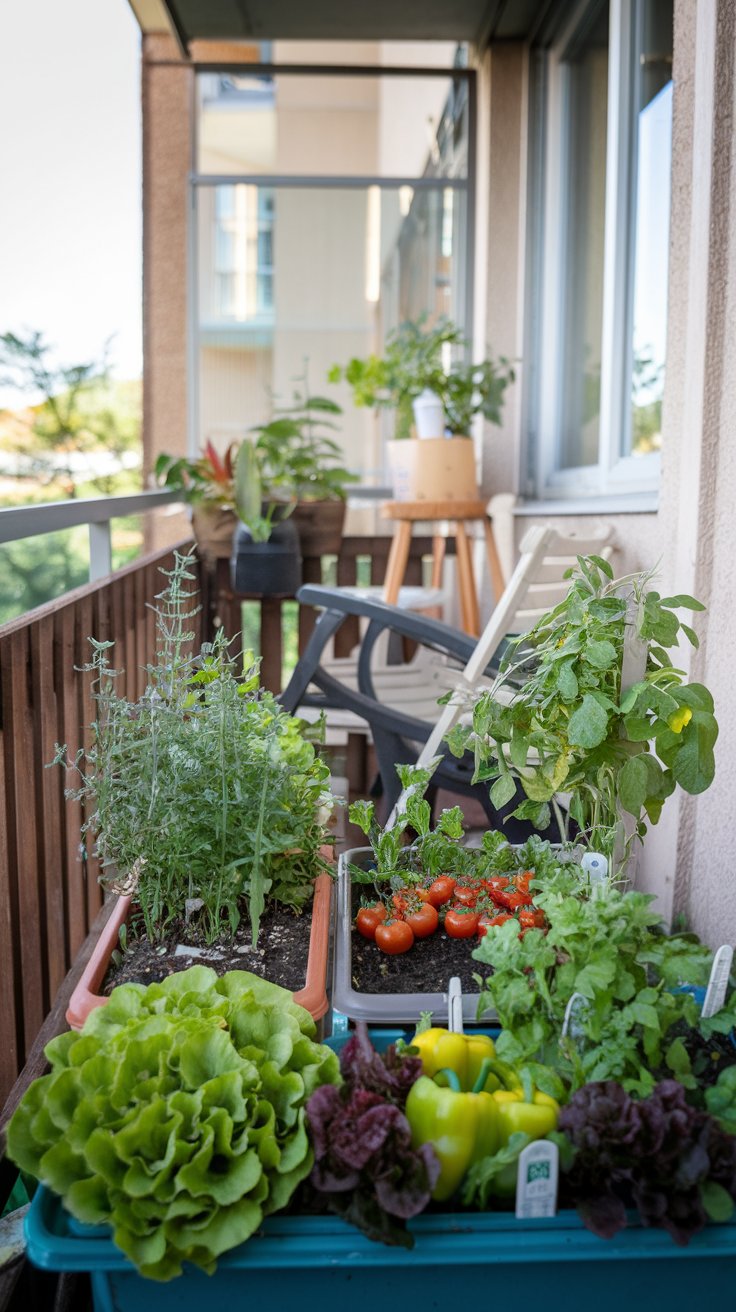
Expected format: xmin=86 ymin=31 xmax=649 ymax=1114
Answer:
xmin=478 ymin=8 xmax=736 ymax=942
xmin=656 ymin=0 xmax=736 ymax=943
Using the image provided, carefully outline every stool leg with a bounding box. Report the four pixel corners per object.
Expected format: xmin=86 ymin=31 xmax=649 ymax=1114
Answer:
xmin=483 ymin=517 xmax=506 ymax=601
xmin=455 ymin=523 xmax=480 ymax=636
xmin=383 ymin=521 xmax=412 ymax=606
xmin=431 ymin=533 xmax=446 ymax=589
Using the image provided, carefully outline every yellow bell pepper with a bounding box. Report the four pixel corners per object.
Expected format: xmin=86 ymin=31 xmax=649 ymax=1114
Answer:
xmin=410 ymin=1027 xmax=499 ymax=1092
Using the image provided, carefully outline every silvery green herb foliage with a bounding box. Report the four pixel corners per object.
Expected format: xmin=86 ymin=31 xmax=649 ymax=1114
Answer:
xmin=473 ymin=866 xmax=734 ymax=1096
xmin=6 ymin=967 xmax=340 ymax=1281
xmin=447 ymin=555 xmax=717 ymax=862
xmin=53 ymin=552 xmax=332 ymax=946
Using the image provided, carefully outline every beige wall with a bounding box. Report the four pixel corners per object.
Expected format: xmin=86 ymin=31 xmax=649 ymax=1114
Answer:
xmin=477 ymin=7 xmax=736 ymax=945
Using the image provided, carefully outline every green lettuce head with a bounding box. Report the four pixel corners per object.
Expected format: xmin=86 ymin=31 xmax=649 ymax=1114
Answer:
xmin=7 ymin=967 xmax=340 ymax=1281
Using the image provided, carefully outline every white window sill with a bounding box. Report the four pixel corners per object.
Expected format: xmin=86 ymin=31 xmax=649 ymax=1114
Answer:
xmin=513 ymin=492 xmax=658 ymax=516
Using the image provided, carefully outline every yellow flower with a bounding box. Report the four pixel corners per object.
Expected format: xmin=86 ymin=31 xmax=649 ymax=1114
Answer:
xmin=667 ymin=706 xmax=693 ymax=734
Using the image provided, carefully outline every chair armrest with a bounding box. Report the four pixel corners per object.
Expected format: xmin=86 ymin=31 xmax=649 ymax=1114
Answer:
xmin=296 ymin=584 xmax=477 ymax=663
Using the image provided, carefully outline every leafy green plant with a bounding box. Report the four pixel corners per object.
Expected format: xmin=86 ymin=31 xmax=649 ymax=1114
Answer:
xmin=448 ymin=555 xmax=717 ymax=864
xmin=329 ymin=315 xmax=514 ymax=439
xmin=6 ymin=967 xmax=340 ymax=1281
xmin=473 ymin=865 xmax=733 ymax=1096
xmin=250 ymin=381 xmax=356 ymax=502
xmin=348 ymin=765 xmax=570 ymax=894
xmin=155 ymin=383 xmax=355 ymax=518
xmin=53 ymin=552 xmax=333 ymax=946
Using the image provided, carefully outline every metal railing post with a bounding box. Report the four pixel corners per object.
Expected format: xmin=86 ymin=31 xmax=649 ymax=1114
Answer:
xmin=88 ymin=520 xmax=113 ymax=582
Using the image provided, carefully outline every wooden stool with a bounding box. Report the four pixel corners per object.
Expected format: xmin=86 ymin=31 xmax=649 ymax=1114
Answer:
xmin=380 ymin=499 xmax=505 ymax=637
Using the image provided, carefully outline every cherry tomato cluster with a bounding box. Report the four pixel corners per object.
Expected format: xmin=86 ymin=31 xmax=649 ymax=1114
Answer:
xmin=354 ymin=868 xmax=547 ymax=955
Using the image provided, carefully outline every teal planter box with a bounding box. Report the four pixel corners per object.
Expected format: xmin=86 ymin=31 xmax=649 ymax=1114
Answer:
xmin=23 ymin=1029 xmax=736 ymax=1311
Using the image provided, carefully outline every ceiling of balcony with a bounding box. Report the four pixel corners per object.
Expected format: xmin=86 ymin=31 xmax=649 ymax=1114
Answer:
xmin=136 ymin=0 xmax=558 ymax=52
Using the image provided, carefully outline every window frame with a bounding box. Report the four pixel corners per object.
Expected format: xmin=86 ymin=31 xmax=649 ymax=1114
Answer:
xmin=529 ymin=0 xmax=669 ymax=501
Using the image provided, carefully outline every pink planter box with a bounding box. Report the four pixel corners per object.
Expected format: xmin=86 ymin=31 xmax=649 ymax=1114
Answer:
xmin=66 ymin=870 xmax=333 ymax=1028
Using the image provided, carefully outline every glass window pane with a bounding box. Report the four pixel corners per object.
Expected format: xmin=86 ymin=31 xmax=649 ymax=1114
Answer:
xmin=196 ymin=71 xmax=468 ymax=179
xmin=629 ymin=0 xmax=673 ymax=457
xmin=196 ymin=184 xmax=465 ymax=481
xmin=558 ymin=4 xmax=609 ymax=471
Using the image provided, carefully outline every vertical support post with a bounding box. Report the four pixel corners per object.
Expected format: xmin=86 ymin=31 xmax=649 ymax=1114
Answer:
xmin=88 ymin=521 xmax=112 ymax=582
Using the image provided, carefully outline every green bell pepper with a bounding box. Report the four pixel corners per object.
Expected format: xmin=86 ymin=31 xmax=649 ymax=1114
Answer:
xmin=405 ymin=1058 xmax=500 ymax=1202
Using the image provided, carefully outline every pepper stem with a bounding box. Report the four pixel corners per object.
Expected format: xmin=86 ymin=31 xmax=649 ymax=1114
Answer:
xmin=436 ymin=1067 xmax=462 ymax=1092
xmin=471 ymin=1057 xmax=497 ymax=1094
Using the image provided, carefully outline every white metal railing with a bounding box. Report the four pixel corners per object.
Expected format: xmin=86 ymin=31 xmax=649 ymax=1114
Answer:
xmin=0 ymin=490 xmax=184 ymax=582
xmin=0 ymin=485 xmax=393 ymax=584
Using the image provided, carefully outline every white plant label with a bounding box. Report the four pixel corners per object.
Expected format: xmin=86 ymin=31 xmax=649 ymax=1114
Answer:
xmin=516 ymin=1140 xmax=559 ymax=1219
xmin=581 ymin=852 xmax=608 ymax=897
xmin=561 ymin=991 xmax=588 ymax=1041
xmin=446 ymin=976 xmax=464 ymax=1034
xmin=702 ymin=945 xmax=733 ymax=1019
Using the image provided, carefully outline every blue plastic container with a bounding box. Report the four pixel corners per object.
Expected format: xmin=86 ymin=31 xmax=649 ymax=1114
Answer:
xmin=23 ymin=1028 xmax=736 ymax=1312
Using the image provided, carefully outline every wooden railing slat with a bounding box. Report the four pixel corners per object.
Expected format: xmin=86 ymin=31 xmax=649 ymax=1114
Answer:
xmin=30 ymin=617 xmax=67 ymax=1001
xmin=5 ymin=630 xmax=46 ymax=1051
xmin=0 ymin=681 xmax=21 ymax=1100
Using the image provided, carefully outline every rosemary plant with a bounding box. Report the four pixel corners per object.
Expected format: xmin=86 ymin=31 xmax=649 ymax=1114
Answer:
xmin=53 ymin=552 xmax=332 ymax=945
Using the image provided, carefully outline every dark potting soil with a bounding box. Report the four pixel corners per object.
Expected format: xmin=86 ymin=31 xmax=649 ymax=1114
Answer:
xmin=350 ymin=927 xmax=488 ymax=995
xmin=103 ymin=901 xmax=314 ymax=995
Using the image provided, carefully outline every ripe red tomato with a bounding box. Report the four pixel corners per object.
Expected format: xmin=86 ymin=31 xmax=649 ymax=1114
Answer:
xmin=454 ymin=885 xmax=480 ymax=907
xmin=391 ymin=892 xmax=408 ymax=915
xmin=518 ymin=907 xmax=546 ymax=930
xmin=444 ymin=906 xmax=480 ymax=938
xmin=485 ymin=875 xmax=512 ymax=905
xmin=375 ymin=920 xmax=415 ymax=955
xmin=405 ymin=902 xmax=439 ymax=939
xmin=355 ymin=904 xmax=388 ymax=940
xmin=425 ymin=876 xmax=457 ymax=907
xmin=477 ymin=911 xmax=513 ymax=937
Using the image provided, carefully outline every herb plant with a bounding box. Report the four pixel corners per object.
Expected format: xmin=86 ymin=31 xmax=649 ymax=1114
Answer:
xmin=54 ymin=553 xmax=332 ymax=945
xmin=6 ymin=967 xmax=341 ymax=1281
xmin=474 ymin=866 xmax=735 ymax=1095
xmin=329 ymin=315 xmax=514 ymax=439
xmin=448 ymin=555 xmax=717 ymax=864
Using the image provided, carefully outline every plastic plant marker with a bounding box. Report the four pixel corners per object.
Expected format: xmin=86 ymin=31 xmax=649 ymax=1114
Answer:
xmin=702 ymin=945 xmax=734 ymax=1019
xmin=581 ymin=852 xmax=608 ymax=898
xmin=516 ymin=1141 xmax=559 ymax=1220
xmin=561 ymin=992 xmax=589 ymax=1043
xmin=447 ymin=977 xmax=464 ymax=1034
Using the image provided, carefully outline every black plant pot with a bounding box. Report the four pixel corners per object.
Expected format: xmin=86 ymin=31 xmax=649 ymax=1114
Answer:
xmin=230 ymin=518 xmax=302 ymax=597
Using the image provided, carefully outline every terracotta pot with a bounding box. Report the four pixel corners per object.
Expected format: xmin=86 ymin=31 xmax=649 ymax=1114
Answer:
xmin=66 ymin=866 xmax=334 ymax=1029
xmin=290 ymin=499 xmax=346 ymax=557
xmin=191 ymin=505 xmax=237 ymax=562
xmin=386 ymin=436 xmax=479 ymax=502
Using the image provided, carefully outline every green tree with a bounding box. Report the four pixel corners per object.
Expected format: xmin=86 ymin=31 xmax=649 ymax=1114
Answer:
xmin=0 ymin=330 xmax=141 ymax=498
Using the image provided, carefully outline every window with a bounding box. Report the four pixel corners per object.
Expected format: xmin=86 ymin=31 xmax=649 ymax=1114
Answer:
xmin=191 ymin=66 xmax=474 ymax=477
xmin=528 ymin=0 xmax=673 ymax=499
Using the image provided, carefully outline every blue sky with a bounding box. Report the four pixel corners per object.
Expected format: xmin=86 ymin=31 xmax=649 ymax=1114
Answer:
xmin=0 ymin=0 xmax=142 ymax=404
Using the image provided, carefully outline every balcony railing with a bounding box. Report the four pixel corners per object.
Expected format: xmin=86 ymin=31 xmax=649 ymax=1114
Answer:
xmin=0 ymin=489 xmax=431 ymax=1103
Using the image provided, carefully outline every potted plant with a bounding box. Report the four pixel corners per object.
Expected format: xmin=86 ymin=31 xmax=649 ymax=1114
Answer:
xmin=249 ymin=382 xmax=357 ymax=557
xmin=447 ymin=554 xmax=718 ymax=871
xmin=332 ymin=764 xmax=575 ymax=1024
xmin=56 ymin=550 xmax=335 ymax=1026
xmin=230 ymin=438 xmax=303 ymax=597
xmin=154 ymin=441 xmax=240 ymax=563
xmin=155 ymin=386 xmax=356 ymax=568
xmin=329 ymin=316 xmax=515 ymax=502
xmin=15 ymin=1010 xmax=736 ymax=1308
